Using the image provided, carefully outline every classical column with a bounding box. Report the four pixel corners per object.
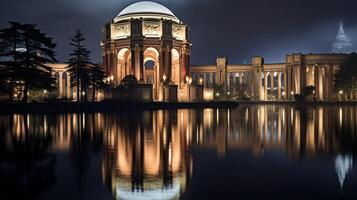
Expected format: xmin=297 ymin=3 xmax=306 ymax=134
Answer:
xmin=226 ymin=73 xmax=230 ymax=93
xmin=314 ymin=66 xmax=320 ymax=100
xmin=139 ymin=48 xmax=144 ymax=82
xmin=278 ymin=72 xmax=282 ymax=99
xmin=67 ymin=75 xmax=71 ymax=99
xmin=258 ymin=72 xmax=263 ymax=100
xmin=58 ymin=72 xmax=63 ymax=98
xmin=131 ymin=49 xmax=136 ymax=76
xmin=264 ymin=72 xmax=268 ymax=101
xmin=132 ymin=46 xmax=143 ymax=81
xmin=271 ymin=72 xmax=275 ymax=99
xmin=283 ymin=70 xmax=290 ymax=98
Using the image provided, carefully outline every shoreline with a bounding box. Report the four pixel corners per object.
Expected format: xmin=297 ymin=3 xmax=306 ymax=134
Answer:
xmin=0 ymin=100 xmax=357 ymax=113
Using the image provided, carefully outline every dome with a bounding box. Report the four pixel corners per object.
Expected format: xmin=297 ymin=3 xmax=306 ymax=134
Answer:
xmin=114 ymin=1 xmax=179 ymax=23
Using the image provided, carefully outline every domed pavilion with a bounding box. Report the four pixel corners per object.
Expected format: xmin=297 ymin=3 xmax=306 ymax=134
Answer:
xmin=101 ymin=1 xmax=192 ymax=101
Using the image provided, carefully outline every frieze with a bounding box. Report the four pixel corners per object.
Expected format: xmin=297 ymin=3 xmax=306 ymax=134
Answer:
xmin=111 ymin=23 xmax=131 ymax=39
xmin=143 ymin=21 xmax=162 ymax=37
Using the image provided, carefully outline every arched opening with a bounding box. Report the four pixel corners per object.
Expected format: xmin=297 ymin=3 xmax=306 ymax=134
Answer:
xmin=144 ymin=60 xmax=155 ymax=84
xmin=171 ymin=49 xmax=180 ymax=85
xmin=144 ymin=47 xmax=160 ymax=100
xmin=117 ymin=48 xmax=132 ymax=83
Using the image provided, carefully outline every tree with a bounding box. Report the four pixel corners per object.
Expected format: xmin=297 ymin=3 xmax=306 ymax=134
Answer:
xmin=0 ymin=22 xmax=22 ymax=101
xmin=0 ymin=22 xmax=57 ymax=102
xmin=334 ymin=53 xmax=357 ymax=91
xmin=89 ymin=64 xmax=105 ymax=102
xmin=67 ymin=30 xmax=92 ymax=102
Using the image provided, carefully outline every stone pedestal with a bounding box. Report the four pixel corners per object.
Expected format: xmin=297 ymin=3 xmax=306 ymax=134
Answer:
xmin=162 ymin=84 xmax=178 ymax=102
xmin=107 ymin=84 xmax=153 ymax=102
xmin=179 ymin=84 xmax=204 ymax=102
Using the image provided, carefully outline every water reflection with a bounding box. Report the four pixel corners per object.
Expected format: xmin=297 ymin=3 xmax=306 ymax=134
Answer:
xmin=102 ymin=111 xmax=192 ymax=200
xmin=0 ymin=106 xmax=357 ymax=199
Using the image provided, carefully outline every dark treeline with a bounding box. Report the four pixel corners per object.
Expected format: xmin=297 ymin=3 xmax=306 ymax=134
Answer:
xmin=0 ymin=22 xmax=105 ymax=103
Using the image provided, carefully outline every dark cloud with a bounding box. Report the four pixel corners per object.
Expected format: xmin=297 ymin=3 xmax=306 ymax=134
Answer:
xmin=1 ymin=0 xmax=357 ymax=64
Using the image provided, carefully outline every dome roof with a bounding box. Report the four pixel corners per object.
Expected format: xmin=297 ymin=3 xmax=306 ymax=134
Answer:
xmin=114 ymin=1 xmax=179 ymax=23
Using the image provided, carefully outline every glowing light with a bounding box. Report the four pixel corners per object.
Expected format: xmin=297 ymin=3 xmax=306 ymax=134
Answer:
xmin=339 ymin=90 xmax=343 ymax=95
xmin=199 ymin=77 xmax=204 ymax=85
xmin=43 ymin=90 xmax=47 ymax=94
xmin=163 ymin=74 xmax=167 ymax=82
xmin=282 ymin=91 xmax=286 ymax=96
xmin=82 ymin=91 xmax=86 ymax=95
xmin=216 ymin=92 xmax=220 ymax=97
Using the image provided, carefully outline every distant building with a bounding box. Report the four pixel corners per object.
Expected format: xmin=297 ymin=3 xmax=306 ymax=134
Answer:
xmin=332 ymin=23 xmax=353 ymax=53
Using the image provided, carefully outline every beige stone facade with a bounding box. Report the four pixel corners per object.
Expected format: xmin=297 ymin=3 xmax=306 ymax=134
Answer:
xmin=191 ymin=53 xmax=352 ymax=101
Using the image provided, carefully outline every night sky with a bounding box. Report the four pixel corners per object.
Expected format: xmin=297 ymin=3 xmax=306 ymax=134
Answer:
xmin=1 ymin=0 xmax=357 ymax=64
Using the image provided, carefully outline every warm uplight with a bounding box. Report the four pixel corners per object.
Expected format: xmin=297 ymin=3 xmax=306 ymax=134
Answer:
xmin=227 ymin=92 xmax=230 ymax=95
xmin=199 ymin=77 xmax=204 ymax=85
xmin=163 ymin=74 xmax=167 ymax=82
xmin=43 ymin=90 xmax=47 ymax=94
xmin=291 ymin=91 xmax=294 ymax=95
xmin=186 ymin=76 xmax=192 ymax=85
xmin=282 ymin=91 xmax=286 ymax=96
xmin=339 ymin=90 xmax=343 ymax=95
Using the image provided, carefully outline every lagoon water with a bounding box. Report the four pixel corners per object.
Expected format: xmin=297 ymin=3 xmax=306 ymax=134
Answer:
xmin=1 ymin=105 xmax=357 ymax=200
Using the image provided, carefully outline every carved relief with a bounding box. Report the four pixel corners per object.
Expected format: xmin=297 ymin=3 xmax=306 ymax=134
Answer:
xmin=111 ymin=23 xmax=131 ymax=39
xmin=172 ymin=24 xmax=186 ymax=40
xmin=143 ymin=22 xmax=161 ymax=37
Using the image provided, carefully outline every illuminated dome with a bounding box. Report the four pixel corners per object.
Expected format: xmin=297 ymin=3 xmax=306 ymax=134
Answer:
xmin=114 ymin=1 xmax=179 ymax=23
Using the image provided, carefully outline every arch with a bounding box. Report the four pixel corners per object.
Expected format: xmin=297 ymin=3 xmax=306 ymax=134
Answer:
xmin=171 ymin=48 xmax=180 ymax=84
xmin=117 ymin=48 xmax=132 ymax=83
xmin=144 ymin=47 xmax=160 ymax=100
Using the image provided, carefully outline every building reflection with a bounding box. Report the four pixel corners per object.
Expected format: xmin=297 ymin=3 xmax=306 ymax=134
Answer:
xmin=1 ymin=106 xmax=357 ymax=198
xmin=101 ymin=110 xmax=193 ymax=200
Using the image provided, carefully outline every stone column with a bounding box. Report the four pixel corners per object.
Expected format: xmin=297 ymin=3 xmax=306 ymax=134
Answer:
xmin=278 ymin=72 xmax=282 ymax=99
xmin=67 ymin=75 xmax=71 ymax=99
xmin=131 ymin=49 xmax=136 ymax=76
xmin=314 ymin=66 xmax=320 ymax=100
xmin=258 ymin=72 xmax=263 ymax=100
xmin=286 ymin=67 xmax=292 ymax=99
xmin=264 ymin=72 xmax=268 ymax=101
xmin=139 ymin=48 xmax=144 ymax=82
xmin=271 ymin=72 xmax=275 ymax=99
xmin=58 ymin=72 xmax=63 ymax=98
xmin=226 ymin=73 xmax=230 ymax=93
xmin=283 ymin=70 xmax=287 ymax=99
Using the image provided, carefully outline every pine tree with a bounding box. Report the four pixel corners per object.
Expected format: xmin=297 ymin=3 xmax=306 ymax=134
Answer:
xmin=0 ymin=22 xmax=57 ymax=102
xmin=89 ymin=64 xmax=105 ymax=102
xmin=0 ymin=22 xmax=22 ymax=101
xmin=67 ymin=30 xmax=92 ymax=102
